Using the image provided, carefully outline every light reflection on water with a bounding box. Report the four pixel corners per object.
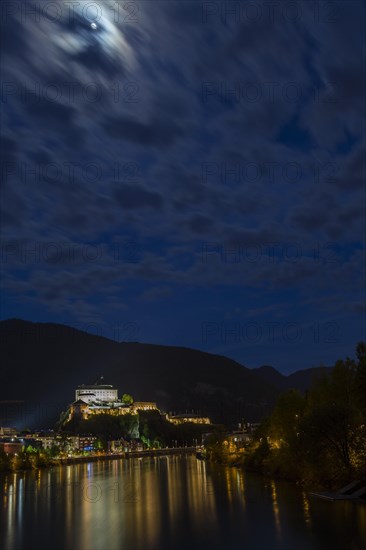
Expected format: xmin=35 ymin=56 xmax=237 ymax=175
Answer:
xmin=270 ymin=479 xmax=282 ymax=542
xmin=1 ymin=455 xmax=365 ymax=550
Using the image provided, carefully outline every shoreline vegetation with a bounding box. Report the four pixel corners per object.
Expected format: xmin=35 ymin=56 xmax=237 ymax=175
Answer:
xmin=203 ymin=342 xmax=366 ymax=492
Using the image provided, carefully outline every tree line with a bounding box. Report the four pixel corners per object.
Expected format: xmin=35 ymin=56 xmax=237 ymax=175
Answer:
xmin=244 ymin=342 xmax=366 ymax=488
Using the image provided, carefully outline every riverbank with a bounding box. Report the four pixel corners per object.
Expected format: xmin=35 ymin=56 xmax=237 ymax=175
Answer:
xmin=0 ymin=447 xmax=196 ymax=472
xmin=59 ymin=447 xmax=196 ymax=465
xmin=198 ymin=448 xmax=347 ymax=492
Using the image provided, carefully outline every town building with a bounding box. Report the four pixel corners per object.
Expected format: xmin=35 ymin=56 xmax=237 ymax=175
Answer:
xmin=76 ymin=435 xmax=97 ymax=452
xmin=227 ymin=431 xmax=252 ymax=446
xmin=0 ymin=427 xmax=17 ymax=436
xmin=38 ymin=436 xmax=57 ymax=450
xmin=0 ymin=440 xmax=23 ymax=455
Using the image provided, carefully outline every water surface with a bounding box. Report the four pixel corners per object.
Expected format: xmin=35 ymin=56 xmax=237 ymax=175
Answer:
xmin=1 ymin=455 xmax=365 ymax=549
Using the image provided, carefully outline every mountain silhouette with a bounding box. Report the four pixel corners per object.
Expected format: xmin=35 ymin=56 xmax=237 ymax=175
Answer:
xmin=0 ymin=319 xmax=332 ymax=428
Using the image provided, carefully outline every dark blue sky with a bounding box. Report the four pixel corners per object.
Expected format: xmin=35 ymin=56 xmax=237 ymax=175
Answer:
xmin=1 ymin=0 xmax=365 ymax=372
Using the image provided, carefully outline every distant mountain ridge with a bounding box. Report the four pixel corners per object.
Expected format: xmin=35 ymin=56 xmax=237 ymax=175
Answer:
xmin=0 ymin=319 xmax=332 ymax=428
xmin=254 ymin=364 xmax=333 ymax=393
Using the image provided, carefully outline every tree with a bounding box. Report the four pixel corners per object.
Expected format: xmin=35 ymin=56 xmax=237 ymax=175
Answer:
xmin=331 ymin=358 xmax=357 ymax=407
xmin=243 ymin=342 xmax=366 ymax=487
xmin=356 ymin=341 xmax=366 ymax=363
xmin=355 ymin=341 xmax=366 ymax=417
xmin=204 ymin=426 xmax=228 ymax=463
xmin=48 ymin=444 xmax=59 ymax=458
xmin=0 ymin=450 xmax=11 ymax=472
xmin=300 ymin=402 xmax=360 ymax=477
xmin=269 ymin=389 xmax=305 ymax=445
xmin=122 ymin=394 xmax=134 ymax=405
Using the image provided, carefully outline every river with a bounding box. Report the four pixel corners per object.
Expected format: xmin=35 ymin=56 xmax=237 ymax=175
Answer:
xmin=1 ymin=455 xmax=365 ymax=549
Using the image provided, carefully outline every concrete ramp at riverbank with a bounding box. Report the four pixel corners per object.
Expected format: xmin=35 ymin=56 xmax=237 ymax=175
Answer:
xmin=309 ymin=479 xmax=366 ymax=503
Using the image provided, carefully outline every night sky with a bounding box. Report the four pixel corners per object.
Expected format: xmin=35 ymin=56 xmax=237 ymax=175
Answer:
xmin=1 ymin=1 xmax=365 ymax=372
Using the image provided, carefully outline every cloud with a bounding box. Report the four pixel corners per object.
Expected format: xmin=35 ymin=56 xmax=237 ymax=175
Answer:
xmin=114 ymin=184 xmax=163 ymax=210
xmin=102 ymin=115 xmax=183 ymax=147
xmin=1 ymin=0 xmax=365 ymax=368
xmin=187 ymin=215 xmax=214 ymax=234
xmin=72 ymin=42 xmax=123 ymax=77
xmin=139 ymin=286 xmax=172 ymax=302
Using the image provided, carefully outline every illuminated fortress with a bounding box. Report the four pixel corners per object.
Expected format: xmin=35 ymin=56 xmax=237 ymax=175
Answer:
xmin=69 ymin=377 xmax=210 ymax=425
xmin=75 ymin=377 xmax=118 ymax=404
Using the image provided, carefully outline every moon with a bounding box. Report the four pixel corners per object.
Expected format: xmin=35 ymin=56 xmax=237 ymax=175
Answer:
xmin=91 ymin=22 xmax=98 ymax=30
